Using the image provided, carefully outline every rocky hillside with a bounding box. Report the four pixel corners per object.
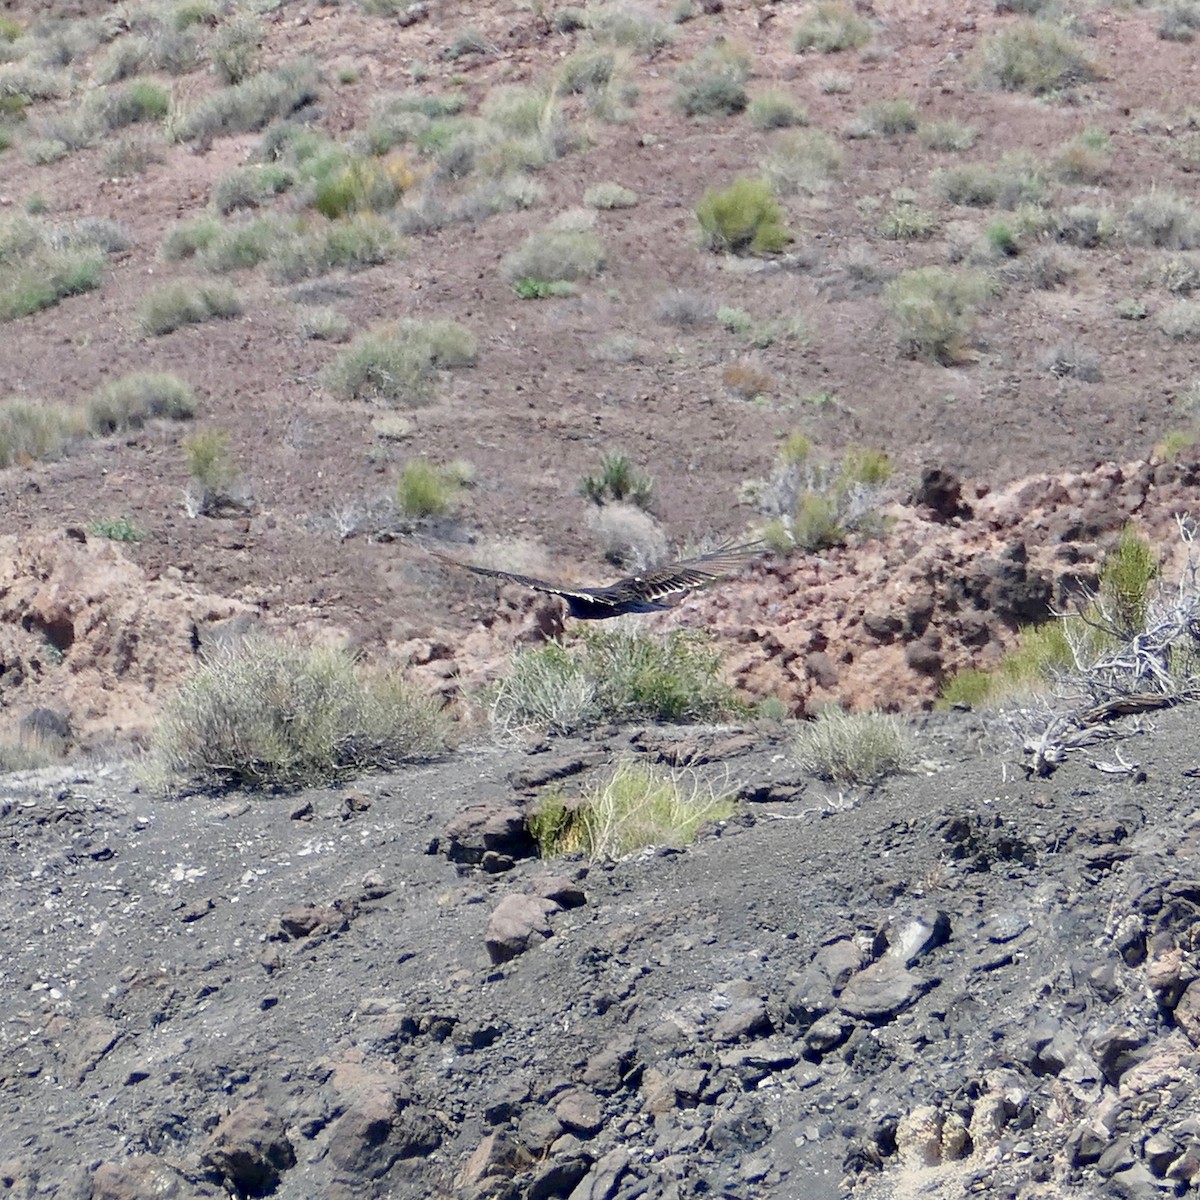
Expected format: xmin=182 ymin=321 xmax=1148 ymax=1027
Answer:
xmin=4 ymin=707 xmax=1200 ymax=1199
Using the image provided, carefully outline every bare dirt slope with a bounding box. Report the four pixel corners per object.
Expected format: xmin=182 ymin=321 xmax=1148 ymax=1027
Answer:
xmin=3 ymin=709 xmax=1200 ymax=1199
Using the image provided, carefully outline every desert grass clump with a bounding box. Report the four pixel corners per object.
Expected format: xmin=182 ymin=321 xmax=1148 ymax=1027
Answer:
xmin=490 ymin=627 xmax=737 ymax=734
xmin=159 ymin=215 xmax=222 ymax=262
xmin=1124 ymin=192 xmax=1200 ymax=251
xmin=696 ymin=176 xmax=791 ymax=256
xmin=499 ymin=219 xmax=604 ymax=285
xmin=584 ymin=181 xmax=639 ymax=209
xmin=883 ymin=266 xmax=996 ymax=362
xmin=102 ymin=134 xmax=165 ymax=177
xmin=211 ymin=13 xmax=262 ymax=85
xmin=172 ymin=59 xmax=319 ymax=143
xmin=395 ymin=457 xmax=469 ymax=518
xmin=136 ymin=279 xmax=242 ymax=336
xmin=1159 ymin=0 xmax=1200 ymax=41
xmin=197 ymin=215 xmax=287 ymax=273
xmin=89 ymin=78 xmax=170 ymax=132
xmin=212 ymin=163 xmax=294 ymax=214
xmin=590 ymin=501 xmax=667 ymax=569
xmin=147 ymin=637 xmax=448 ymax=790
xmin=746 ymin=435 xmax=892 ymax=553
xmin=762 ymin=129 xmax=842 ymax=196
xmin=0 ymin=214 xmax=106 ymax=322
xmin=792 ymin=709 xmax=915 ymax=785
xmin=932 ymin=158 xmax=1044 ymax=209
xmin=310 ymin=152 xmax=416 ymax=219
xmin=1157 ymin=301 xmax=1200 ymax=340
xmin=530 ymin=759 xmax=736 ymax=860
xmin=747 ymin=89 xmax=808 ymax=130
xmin=1052 ymin=205 xmax=1116 ymax=249
xmin=977 ymin=20 xmax=1098 ymax=95
xmin=852 ymin=97 xmax=917 ymax=139
xmin=881 ymin=199 xmax=937 ymax=241
xmin=587 ymin=4 xmax=674 ymax=54
xmin=918 ymin=118 xmax=978 ymax=152
xmin=674 ymin=42 xmax=750 ymax=118
xmin=580 ymin=451 xmax=654 ymax=509
xmin=793 ymin=2 xmax=872 ymax=53
xmin=321 ymin=319 xmax=476 ymax=405
xmin=87 ymin=371 xmax=196 ymax=433
xmin=654 ymin=288 xmax=716 ymax=328
xmin=296 ymin=305 xmax=350 ymax=341
xmin=1053 ymin=127 xmax=1110 ymax=184
xmin=0 ymin=399 xmax=84 ymax=467
xmin=268 ymin=213 xmax=399 ymax=283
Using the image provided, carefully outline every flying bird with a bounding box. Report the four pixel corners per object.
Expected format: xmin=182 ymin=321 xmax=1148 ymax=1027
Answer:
xmin=429 ymin=541 xmax=762 ymax=620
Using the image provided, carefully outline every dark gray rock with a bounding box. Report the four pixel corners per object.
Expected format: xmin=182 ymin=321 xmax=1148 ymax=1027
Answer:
xmin=839 ymin=959 xmax=930 ymax=1021
xmin=200 ymin=1102 xmax=295 ymax=1195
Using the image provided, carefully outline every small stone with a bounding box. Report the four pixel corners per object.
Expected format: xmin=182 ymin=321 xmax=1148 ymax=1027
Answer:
xmin=555 ymin=1089 xmax=603 ymax=1136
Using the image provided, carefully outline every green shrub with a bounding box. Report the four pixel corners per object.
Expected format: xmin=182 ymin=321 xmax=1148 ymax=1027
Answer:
xmin=746 ymin=437 xmax=892 ymax=553
xmin=918 ymin=118 xmax=978 ymax=152
xmin=531 ymin=759 xmax=736 ymax=860
xmin=674 ymin=43 xmax=750 ymax=117
xmin=512 ymin=277 xmax=577 ymax=299
xmin=310 ymin=152 xmax=416 ymax=218
xmin=696 ymin=176 xmax=791 ymax=256
xmin=184 ymin=427 xmax=237 ymax=493
xmin=136 ymin=279 xmax=242 ymax=335
xmin=883 ymin=267 xmax=996 ymax=362
xmin=793 ymin=2 xmax=872 ymax=52
xmin=747 ymin=89 xmax=807 ymax=130
xmin=87 ymin=516 xmax=143 ymax=542
xmin=321 ymin=319 xmax=476 ymax=404
xmin=792 ymin=709 xmax=915 ymax=784
xmin=87 ymin=371 xmax=196 ymax=433
xmin=977 ymin=20 xmax=1098 ymax=94
xmin=148 ymin=637 xmax=448 ymax=790
xmin=499 ymin=225 xmax=604 ymax=284
xmin=0 ymin=399 xmax=83 ymax=467
xmin=396 ymin=458 xmax=468 ymax=517
xmin=490 ymin=627 xmax=738 ymax=734
xmin=584 ymin=181 xmax=639 ymax=209
xmin=481 ymin=83 xmax=555 ymax=136
xmin=761 ymin=129 xmax=842 ymax=196
xmin=1101 ymin=525 xmax=1158 ymax=635
xmin=580 ymin=451 xmax=653 ymax=508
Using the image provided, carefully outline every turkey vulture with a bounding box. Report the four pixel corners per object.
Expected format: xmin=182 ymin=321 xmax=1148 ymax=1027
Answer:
xmin=429 ymin=541 xmax=762 ymax=619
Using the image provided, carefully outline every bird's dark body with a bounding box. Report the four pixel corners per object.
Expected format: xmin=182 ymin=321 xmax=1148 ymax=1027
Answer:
xmin=428 ymin=541 xmax=761 ymax=619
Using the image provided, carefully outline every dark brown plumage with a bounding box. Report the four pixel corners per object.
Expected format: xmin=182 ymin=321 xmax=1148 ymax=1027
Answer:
xmin=430 ymin=541 xmax=762 ymax=619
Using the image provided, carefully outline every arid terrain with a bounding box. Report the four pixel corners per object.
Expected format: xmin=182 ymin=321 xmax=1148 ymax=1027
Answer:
xmin=3 ymin=0 xmax=1200 ymax=1196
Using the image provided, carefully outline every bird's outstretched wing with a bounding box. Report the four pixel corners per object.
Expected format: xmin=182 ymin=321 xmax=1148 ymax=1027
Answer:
xmin=613 ymin=541 xmax=763 ymax=605
xmin=425 ymin=540 xmax=762 ymax=616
